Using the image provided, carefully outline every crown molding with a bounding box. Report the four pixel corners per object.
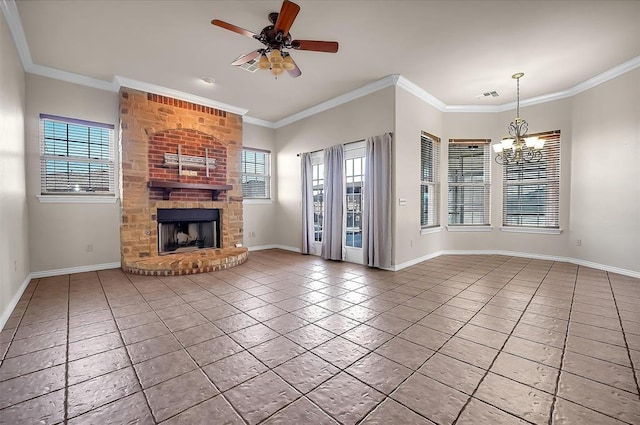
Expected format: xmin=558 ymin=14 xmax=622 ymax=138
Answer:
xmin=444 ymin=55 xmax=640 ymax=114
xmin=4 ymin=0 xmax=639 ymax=127
xmin=1 ymin=0 xmax=32 ymax=69
xmin=243 ymin=115 xmax=276 ymax=128
xmin=396 ymin=75 xmax=447 ymax=112
xmin=29 ymin=63 xmax=117 ymax=92
xmin=114 ymin=76 xmax=249 ymax=116
xmin=270 ymin=74 xmax=399 ymax=129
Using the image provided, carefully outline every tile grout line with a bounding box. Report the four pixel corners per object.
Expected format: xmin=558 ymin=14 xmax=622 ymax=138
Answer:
xmin=181 ymin=266 xmax=345 ymax=424
xmin=0 ymin=279 xmax=41 ymax=413
xmin=7 ymin=253 xmax=634 ymax=424
xmin=546 ymin=264 xmax=578 ymax=425
xmin=64 ymin=275 xmax=71 ymax=424
xmin=606 ymin=272 xmax=640 ymax=399
xmin=451 ymin=258 xmax=553 ymax=425
xmin=364 ymin=256 xmax=527 ymax=423
xmin=178 ymin=261 xmax=394 ymax=424
xmin=124 ymin=271 xmax=251 ymax=425
xmin=96 ymin=270 xmax=158 ymax=424
xmin=150 ymin=262 xmax=640 ymax=420
xmin=353 ymin=256 xmax=529 ymax=424
xmin=0 ymin=279 xmax=38 ymax=363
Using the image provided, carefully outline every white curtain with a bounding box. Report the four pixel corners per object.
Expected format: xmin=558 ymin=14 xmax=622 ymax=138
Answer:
xmin=300 ymin=153 xmax=315 ymax=254
xmin=363 ymin=133 xmax=392 ymax=268
xmin=321 ymin=144 xmax=344 ymax=260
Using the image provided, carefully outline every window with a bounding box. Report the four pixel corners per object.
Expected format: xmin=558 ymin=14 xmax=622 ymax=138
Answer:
xmin=345 ymin=154 xmax=365 ymax=248
xmin=448 ymin=140 xmax=491 ymax=225
xmin=312 ymin=162 xmax=324 ymax=242
xmin=40 ymin=114 xmax=115 ymax=195
xmin=242 ymin=148 xmax=271 ymax=199
xmin=503 ymin=131 xmax=560 ymax=228
xmin=420 ymin=132 xmax=441 ymax=228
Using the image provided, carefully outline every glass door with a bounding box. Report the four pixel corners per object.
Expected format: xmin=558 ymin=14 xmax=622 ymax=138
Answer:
xmin=312 ymin=160 xmax=324 ymax=256
xmin=344 ymin=144 xmax=365 ymax=264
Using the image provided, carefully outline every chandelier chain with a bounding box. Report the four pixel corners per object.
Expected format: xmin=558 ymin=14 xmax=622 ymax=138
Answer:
xmin=516 ymin=75 xmax=520 ymax=119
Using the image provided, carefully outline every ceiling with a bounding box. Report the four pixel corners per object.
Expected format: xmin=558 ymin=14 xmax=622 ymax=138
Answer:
xmin=11 ymin=0 xmax=640 ymax=123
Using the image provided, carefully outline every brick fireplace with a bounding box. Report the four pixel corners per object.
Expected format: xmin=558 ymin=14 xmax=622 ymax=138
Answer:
xmin=119 ymin=88 xmax=245 ymax=273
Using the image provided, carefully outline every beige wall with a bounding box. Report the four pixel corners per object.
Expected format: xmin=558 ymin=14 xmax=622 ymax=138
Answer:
xmin=569 ymin=68 xmax=640 ymax=272
xmin=0 ymin=12 xmax=29 ymax=325
xmin=25 ymin=74 xmax=120 ymax=272
xmin=274 ymin=87 xmax=395 ymax=250
xmin=242 ymin=122 xmax=278 ymax=249
xmin=442 ymin=98 xmax=574 ymax=259
xmin=394 ymin=86 xmax=444 ymax=266
xmin=3 ymin=31 xmax=637 ymax=287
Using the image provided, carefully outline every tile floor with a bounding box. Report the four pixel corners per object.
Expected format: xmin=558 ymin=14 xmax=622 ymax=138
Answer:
xmin=1 ymin=250 xmax=639 ymax=424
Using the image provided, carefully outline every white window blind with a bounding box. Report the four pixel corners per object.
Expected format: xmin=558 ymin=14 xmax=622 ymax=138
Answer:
xmin=503 ymin=131 xmax=561 ymax=228
xmin=448 ymin=140 xmax=491 ymax=225
xmin=40 ymin=114 xmax=115 ymax=195
xmin=242 ymin=148 xmax=271 ymax=199
xmin=420 ymin=132 xmax=441 ymax=228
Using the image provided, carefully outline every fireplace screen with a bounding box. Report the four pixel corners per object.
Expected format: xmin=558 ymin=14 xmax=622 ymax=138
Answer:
xmin=157 ymin=208 xmax=220 ymax=254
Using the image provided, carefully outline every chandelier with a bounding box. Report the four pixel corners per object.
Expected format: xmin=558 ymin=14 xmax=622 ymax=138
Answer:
xmin=492 ymin=73 xmax=544 ymax=165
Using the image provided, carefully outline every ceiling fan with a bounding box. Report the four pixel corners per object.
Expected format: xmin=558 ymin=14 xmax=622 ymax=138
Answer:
xmin=211 ymin=0 xmax=339 ymax=78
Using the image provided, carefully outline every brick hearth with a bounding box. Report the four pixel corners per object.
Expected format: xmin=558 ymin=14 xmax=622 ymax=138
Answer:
xmin=122 ymin=247 xmax=249 ymax=276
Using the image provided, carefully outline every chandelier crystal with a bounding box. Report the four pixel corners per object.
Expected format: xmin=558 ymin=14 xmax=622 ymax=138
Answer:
xmin=493 ymin=73 xmax=544 ymax=165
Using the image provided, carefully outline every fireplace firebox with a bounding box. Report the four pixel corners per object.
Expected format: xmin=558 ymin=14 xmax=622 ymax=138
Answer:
xmin=157 ymin=208 xmax=220 ymax=254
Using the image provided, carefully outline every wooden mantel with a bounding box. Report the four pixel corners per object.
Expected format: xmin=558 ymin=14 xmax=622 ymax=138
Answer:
xmin=147 ymin=180 xmax=233 ymax=200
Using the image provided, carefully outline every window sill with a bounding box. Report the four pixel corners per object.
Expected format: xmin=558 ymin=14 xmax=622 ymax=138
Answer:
xmin=420 ymin=226 xmax=442 ymax=235
xmin=243 ymin=199 xmax=273 ymax=205
xmin=447 ymin=226 xmax=493 ymax=232
xmin=500 ymin=226 xmax=562 ymax=235
xmin=38 ymin=195 xmax=118 ymax=204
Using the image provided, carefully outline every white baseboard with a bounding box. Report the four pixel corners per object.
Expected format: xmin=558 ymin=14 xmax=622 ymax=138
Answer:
xmin=403 ymin=249 xmax=640 ymax=279
xmin=30 ymin=262 xmax=121 ymax=278
xmin=248 ymin=244 xmax=301 ymax=253
xmin=385 ymin=251 xmax=443 ymax=271
xmin=0 ymin=273 xmax=32 ymax=331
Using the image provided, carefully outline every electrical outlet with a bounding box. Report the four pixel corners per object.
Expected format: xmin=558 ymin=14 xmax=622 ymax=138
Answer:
xmin=576 ymin=239 xmax=582 ymax=247
xmin=14 ymin=260 xmax=17 ymax=272
xmin=86 ymin=244 xmax=93 ymax=252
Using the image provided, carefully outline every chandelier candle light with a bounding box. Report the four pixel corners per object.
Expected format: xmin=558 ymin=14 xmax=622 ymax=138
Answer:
xmin=492 ymin=73 xmax=544 ymax=164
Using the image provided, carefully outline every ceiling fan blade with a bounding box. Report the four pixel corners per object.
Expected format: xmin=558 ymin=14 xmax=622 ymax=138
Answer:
xmin=211 ymin=19 xmax=257 ymax=39
xmin=291 ymin=40 xmax=339 ymax=53
xmin=286 ymin=56 xmax=302 ymax=78
xmin=231 ymin=50 xmax=262 ymax=66
xmin=274 ymin=0 xmax=300 ymax=36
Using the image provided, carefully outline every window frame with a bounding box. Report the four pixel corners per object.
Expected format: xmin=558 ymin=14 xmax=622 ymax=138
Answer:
xmin=502 ymin=130 xmax=561 ymax=230
xmin=447 ymin=139 xmax=491 ymax=227
xmin=39 ymin=114 xmax=116 ymax=202
xmin=420 ymin=132 xmax=441 ymax=229
xmin=241 ymin=147 xmax=271 ymax=200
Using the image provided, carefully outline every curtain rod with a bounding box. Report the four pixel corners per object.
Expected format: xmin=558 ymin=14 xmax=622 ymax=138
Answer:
xmin=296 ymin=132 xmax=393 ymax=156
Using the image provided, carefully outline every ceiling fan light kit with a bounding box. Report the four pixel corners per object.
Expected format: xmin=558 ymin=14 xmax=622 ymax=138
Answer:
xmin=211 ymin=0 xmax=339 ymax=79
xmin=492 ymin=73 xmax=544 ymax=165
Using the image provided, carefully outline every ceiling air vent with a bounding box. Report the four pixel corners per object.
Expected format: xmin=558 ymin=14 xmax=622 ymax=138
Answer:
xmin=477 ymin=90 xmax=500 ymax=99
xmin=238 ymin=58 xmax=260 ymax=73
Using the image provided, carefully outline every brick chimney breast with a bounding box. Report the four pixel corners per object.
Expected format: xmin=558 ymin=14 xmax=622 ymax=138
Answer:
xmin=119 ymin=88 xmax=243 ymax=268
